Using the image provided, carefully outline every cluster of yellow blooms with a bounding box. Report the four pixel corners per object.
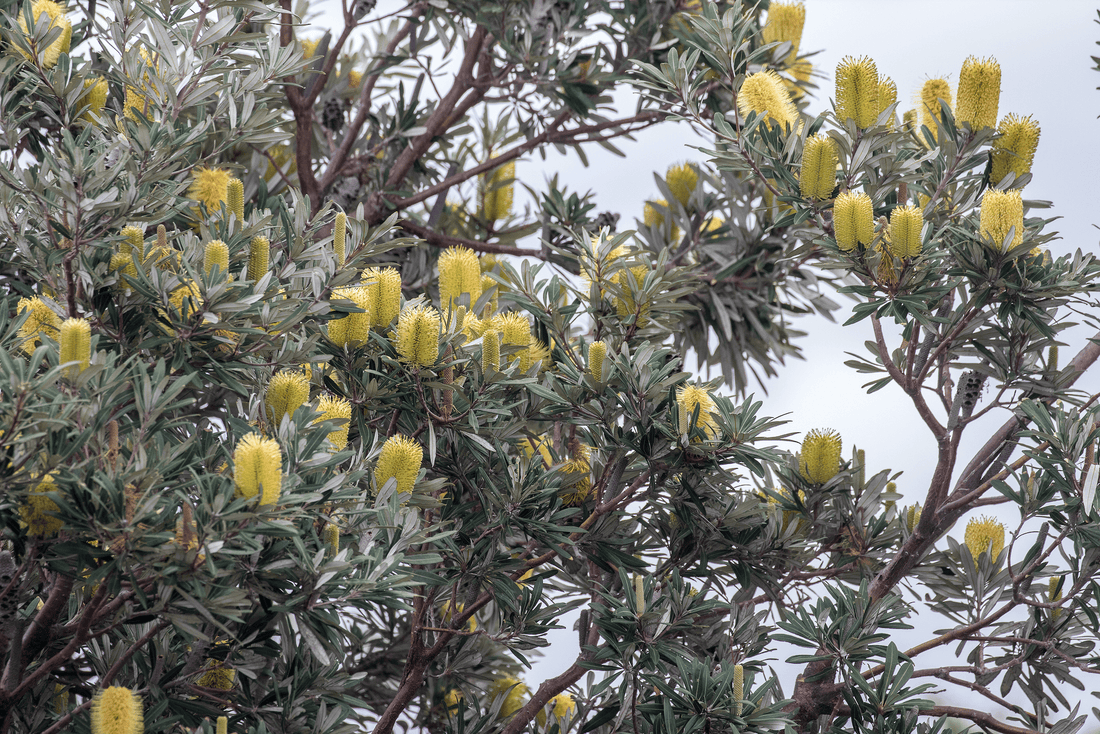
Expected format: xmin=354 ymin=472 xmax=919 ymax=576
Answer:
xmin=963 ymin=515 xmax=1005 ymax=562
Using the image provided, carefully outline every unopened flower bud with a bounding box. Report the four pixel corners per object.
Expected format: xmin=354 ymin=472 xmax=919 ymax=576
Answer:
xmin=323 ymin=521 xmax=340 ymax=556
xmin=216 ymin=717 xmax=227 ymax=734
xmin=334 ymin=211 xmax=347 ymax=267
xmin=482 ymin=329 xmax=500 ymax=372
xmin=60 ymin=317 xmax=91 ymax=374
xmin=227 ymin=178 xmax=244 ymax=222
xmin=248 ymin=235 xmax=270 ymax=281
xmin=733 ymin=664 xmax=744 ymax=717
xmin=204 ymin=239 xmax=229 ymax=276
xmin=589 ymin=340 xmax=607 ymax=382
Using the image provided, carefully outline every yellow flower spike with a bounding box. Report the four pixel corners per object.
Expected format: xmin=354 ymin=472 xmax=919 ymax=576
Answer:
xmin=328 ymin=286 xmax=373 ymax=347
xmin=737 ymin=70 xmax=799 ymax=132
xmin=266 ymin=371 xmax=310 ymax=425
xmin=733 ymin=664 xmax=744 ymax=717
xmin=203 ymin=240 xmax=229 ymax=277
xmin=480 ymin=253 xmax=498 ymax=272
xmin=537 ymin=693 xmax=577 ymax=727
xmin=902 ymin=109 xmax=918 ymax=131
xmin=119 ymin=226 xmax=143 ymax=258
xmin=438 ymin=246 xmax=482 ymax=310
xmin=196 ymin=660 xmax=235 ymax=690
xmin=761 ymin=1 xmax=805 ymax=62
xmin=315 ymin=395 xmax=352 ymax=450
xmin=226 ymin=179 xmax=245 ymax=223
xmin=16 ymin=0 xmax=71 ymax=69
xmin=323 ymin=521 xmax=340 ymax=556
xmin=60 ymin=317 xmax=91 ymax=374
xmin=920 ymin=78 xmax=953 ymax=138
xmin=522 ymin=435 xmax=553 ymax=467
xmin=80 ymin=77 xmax=108 ymax=122
xmin=799 ymin=134 xmax=838 ymax=200
xmin=300 ymin=37 xmax=319 ymax=58
xmin=168 ymin=280 xmax=202 ymax=319
xmin=109 ymin=252 xmax=138 ymax=287
xmin=361 ymin=267 xmax=402 ymax=326
xmin=487 ymin=676 xmax=529 ymax=719
xmin=480 ymin=273 xmax=498 ymax=316
xmin=395 ymin=303 xmax=440 ymax=367
xmin=887 ymin=205 xmax=923 ymax=259
xmin=20 ymin=473 xmax=63 ymax=537
xmin=980 ymin=189 xmax=1023 ymax=251
xmin=643 ymin=200 xmax=679 ymax=243
xmin=1049 ymin=575 xmax=1064 ymax=619
xmin=526 ymin=339 xmax=551 ymax=373
xmin=444 ymin=689 xmax=463 ymax=713
xmin=832 ymin=191 xmax=873 ymax=251
xmin=560 ymin=443 xmax=592 ymax=505
xmin=835 ymin=56 xmax=879 ymax=129
xmin=588 ymin=340 xmax=607 ymax=382
xmin=216 ymin=717 xmax=228 ymax=734
xmin=233 ymin=432 xmax=282 ymax=506
xmin=676 ymin=384 xmax=718 ymax=439
xmin=955 ymin=56 xmax=1000 ymax=130
xmin=90 ymin=686 xmax=143 ymax=734
xmin=441 ymin=600 xmax=477 ymax=632
xmin=874 ymin=243 xmax=897 ymax=286
xmin=17 ymin=296 xmax=60 ymax=353
xmin=333 ymin=212 xmax=347 ymax=268
xmin=482 ymin=329 xmax=500 ymax=372
xmin=665 ymin=162 xmax=697 ymax=208
xmin=498 ymin=312 xmax=531 ymax=348
xmin=964 ymin=515 xmax=1005 ymax=561
xmin=634 ymin=573 xmax=645 ymax=615
xmin=905 ymin=503 xmax=922 ymax=532
xmin=122 ymin=86 xmax=152 ymax=121
xmin=799 ymin=428 xmax=842 ymax=484
xmin=480 ymin=161 xmax=515 ymax=222
xmin=991 ymin=114 xmax=1040 ymax=185
xmin=248 ymin=235 xmax=270 ymax=282
xmin=877 ymin=76 xmax=897 ymax=124
xmin=189 ymin=167 xmax=230 ymax=213
xmin=376 ymin=434 xmax=422 ymax=495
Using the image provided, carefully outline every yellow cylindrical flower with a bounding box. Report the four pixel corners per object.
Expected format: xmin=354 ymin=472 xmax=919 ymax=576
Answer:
xmin=361 ymin=267 xmax=402 ymax=326
xmin=227 ymin=178 xmax=244 ymax=222
xmin=761 ymin=1 xmax=805 ymax=65
xmin=196 ymin=660 xmax=236 ymax=691
xmin=799 ymin=428 xmax=842 ymax=484
xmin=832 ymin=191 xmax=873 ymax=251
xmin=488 ymin=676 xmax=529 ymax=719
xmin=248 ymin=235 xmax=270 ymax=281
xmin=642 ymin=201 xmax=679 ymax=241
xmin=17 ymin=0 xmax=72 ymax=69
xmin=480 ymin=161 xmax=515 ymax=222
xmin=482 ymin=329 xmax=500 ymax=372
xmin=980 ymin=189 xmax=1023 ymax=251
xmin=955 ymin=56 xmax=1000 ymax=130
xmin=334 ymin=211 xmax=347 ymax=267
xmin=109 ymin=252 xmax=138 ymax=287
xmin=438 ymin=246 xmax=482 ymax=310
xmin=589 ymin=340 xmax=607 ymax=382
xmin=677 ymin=384 xmax=718 ymax=439
xmin=395 ymin=303 xmax=440 ymax=367
xmin=233 ymin=432 xmax=282 ymax=506
xmin=905 ymin=503 xmax=922 ymax=533
xmin=60 ymin=317 xmax=91 ymax=374
xmin=267 ymin=371 xmax=310 ymax=425
xmin=665 ymin=163 xmax=697 ymax=208
xmin=537 ymin=693 xmax=577 ymax=727
xmin=737 ymin=70 xmax=799 ymax=132
xmin=964 ymin=515 xmax=1005 ymax=561
xmin=91 ymin=686 xmax=142 ymax=734
xmin=17 ymin=296 xmax=60 ymax=353
xmin=835 ymin=56 xmax=879 ymax=129
xmin=888 ymin=205 xmax=923 ymax=259
xmin=560 ymin=443 xmax=592 ymax=505
xmin=216 ymin=717 xmax=227 ymax=734
xmin=323 ymin=521 xmax=340 ymax=556
xmin=20 ymin=473 xmax=63 ymax=537
xmin=920 ymin=78 xmax=953 ymax=138
xmin=329 ymin=286 xmax=374 ymax=347
xmin=733 ymin=664 xmax=744 ymax=717
xmin=80 ymin=77 xmax=108 ymax=121
xmin=189 ymin=167 xmax=230 ymax=213
xmin=315 ymin=395 xmax=352 ymax=450
xmin=376 ymin=434 xmax=422 ymax=495
xmin=480 ymin=273 xmax=498 ymax=316
xmin=120 ymin=226 xmax=144 ymax=258
xmin=991 ymin=114 xmax=1040 ymax=185
xmin=877 ymin=76 xmax=897 ymax=124
xmin=204 ymin=239 xmax=229 ymax=277
xmin=799 ymin=134 xmax=838 ymax=200
xmin=498 ymin=312 xmax=530 ymax=348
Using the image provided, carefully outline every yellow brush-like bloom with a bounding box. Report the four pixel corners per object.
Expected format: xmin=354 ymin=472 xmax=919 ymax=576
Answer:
xmin=734 ymin=663 xmax=744 ymax=716
xmin=955 ymin=56 xmax=1000 ymax=130
xmin=737 ymin=70 xmax=799 ymax=132
xmin=481 ymin=161 xmax=515 ymax=222
xmin=204 ymin=239 xmax=229 ymax=277
xmin=17 ymin=0 xmax=71 ymax=68
xmin=216 ymin=717 xmax=227 ymax=734
xmin=395 ymin=303 xmax=440 ymax=367
xmin=964 ymin=515 xmax=1005 ymax=561
xmin=761 ymin=1 xmax=805 ymax=65
xmin=832 ymin=191 xmax=873 ymax=251
xmin=168 ymin=280 xmax=202 ymax=319
xmin=991 ymin=114 xmax=1040 ymax=185
xmin=877 ymin=76 xmax=897 ymax=122
xmin=488 ymin=676 xmax=529 ymax=719
xmin=526 ymin=339 xmax=550 ymax=373
xmin=334 ymin=212 xmax=347 ymax=267
xmin=444 ymin=689 xmax=463 ymax=713
xmin=799 ymin=428 xmax=842 ymax=484
xmin=799 ymin=134 xmax=838 ymax=200
xmin=361 ymin=267 xmax=402 ymax=326
xmin=328 ymin=286 xmax=373 ymax=348
xmin=226 ymin=178 xmax=244 ymax=222
xmin=665 ymin=163 xmax=697 ymax=208
xmin=109 ymin=252 xmax=138 ymax=287
xmin=787 ymin=57 xmax=812 ymax=99
xmin=120 ymin=226 xmax=144 ymax=258
xmin=642 ymin=200 xmax=680 ymax=241
xmin=323 ymin=521 xmax=340 ymax=555
xmin=20 ymin=474 xmax=63 ymax=537
xmin=233 ymin=432 xmax=282 ymax=505
xmin=905 ymin=503 xmax=922 ymax=532
xmin=90 ymin=686 xmax=143 ymax=734
xmin=920 ymin=78 xmax=953 ymax=138
xmin=438 ymin=246 xmax=482 ymax=310
xmin=376 ymin=434 xmax=422 ymax=495
xmin=441 ymin=600 xmax=478 ymax=632
xmin=589 ymin=340 xmax=607 ymax=382
xmin=267 ymin=371 xmax=310 ymax=425
xmin=980 ymin=189 xmax=1023 ymax=251
xmin=498 ymin=311 xmax=531 ymax=348
xmin=60 ymin=317 xmax=91 ymax=374
xmin=189 ymin=167 xmax=230 ymax=213
xmin=888 ymin=205 xmax=923 ymax=258
xmin=17 ymin=296 xmax=60 ymax=353
xmin=537 ymin=693 xmax=577 ymax=726
xmin=480 ymin=273 xmax=498 ymax=316
xmin=677 ymin=384 xmax=718 ymax=439
xmin=123 ymin=86 xmax=151 ymax=121
xmin=80 ymin=77 xmax=108 ymax=121
xmin=300 ymin=37 xmax=319 ymax=58
xmin=248 ymin=235 xmax=270 ymax=281
xmin=315 ymin=395 xmax=352 ymax=450
xmin=196 ymin=661 xmax=235 ymax=690
xmin=835 ymin=56 xmax=879 ymax=129
xmin=482 ymin=329 xmax=500 ymax=371
xmin=560 ymin=444 xmax=592 ymax=505
xmin=522 ymin=435 xmax=554 ymax=467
